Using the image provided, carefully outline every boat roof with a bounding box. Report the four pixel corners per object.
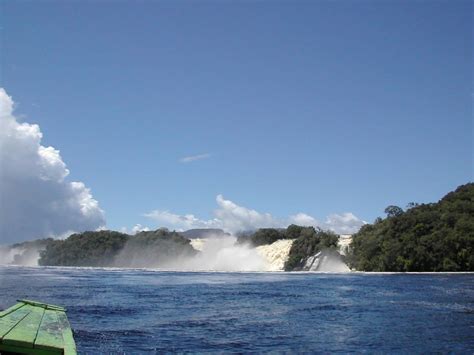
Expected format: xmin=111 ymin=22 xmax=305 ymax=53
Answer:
xmin=0 ymin=299 xmax=76 ymax=355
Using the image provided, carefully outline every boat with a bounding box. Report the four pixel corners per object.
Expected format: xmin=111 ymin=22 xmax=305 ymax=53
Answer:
xmin=0 ymin=299 xmax=76 ymax=354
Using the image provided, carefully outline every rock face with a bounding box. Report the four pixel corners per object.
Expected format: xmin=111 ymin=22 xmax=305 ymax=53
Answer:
xmin=302 ymin=249 xmax=350 ymax=272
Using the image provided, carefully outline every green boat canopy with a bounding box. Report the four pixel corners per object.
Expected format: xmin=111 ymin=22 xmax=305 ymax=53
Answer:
xmin=0 ymin=299 xmax=76 ymax=355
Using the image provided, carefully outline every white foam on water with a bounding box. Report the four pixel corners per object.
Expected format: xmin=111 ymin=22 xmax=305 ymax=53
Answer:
xmin=316 ymin=251 xmax=350 ymax=272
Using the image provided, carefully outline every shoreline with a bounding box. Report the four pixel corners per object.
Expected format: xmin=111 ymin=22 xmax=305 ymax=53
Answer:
xmin=1 ymin=265 xmax=473 ymax=275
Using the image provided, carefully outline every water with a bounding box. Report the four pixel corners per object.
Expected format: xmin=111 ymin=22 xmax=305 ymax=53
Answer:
xmin=0 ymin=266 xmax=473 ymax=353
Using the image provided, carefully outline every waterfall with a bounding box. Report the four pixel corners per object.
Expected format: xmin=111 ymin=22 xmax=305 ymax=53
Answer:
xmin=337 ymin=234 xmax=353 ymax=256
xmin=189 ymin=238 xmax=206 ymax=251
xmin=303 ymin=249 xmax=350 ymax=272
xmin=256 ymin=239 xmax=294 ymax=271
xmin=189 ymin=237 xmax=294 ymax=271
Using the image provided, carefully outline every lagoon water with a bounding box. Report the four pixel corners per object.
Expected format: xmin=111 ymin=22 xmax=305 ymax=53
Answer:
xmin=0 ymin=266 xmax=473 ymax=353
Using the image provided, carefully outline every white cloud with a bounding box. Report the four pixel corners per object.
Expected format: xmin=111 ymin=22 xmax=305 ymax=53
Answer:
xmin=131 ymin=224 xmax=150 ymax=234
xmin=0 ymin=88 xmax=105 ymax=244
xmin=119 ymin=224 xmax=151 ymax=235
xmin=288 ymin=213 xmax=319 ymax=226
xmin=179 ymin=153 xmax=211 ymax=163
xmin=145 ymin=195 xmax=365 ymax=234
xmin=144 ymin=210 xmax=217 ymax=230
xmin=213 ymin=195 xmax=281 ymax=231
xmin=322 ymin=213 xmax=367 ymax=235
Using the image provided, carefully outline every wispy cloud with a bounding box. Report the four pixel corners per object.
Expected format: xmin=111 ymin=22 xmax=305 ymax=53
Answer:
xmin=179 ymin=153 xmax=211 ymax=163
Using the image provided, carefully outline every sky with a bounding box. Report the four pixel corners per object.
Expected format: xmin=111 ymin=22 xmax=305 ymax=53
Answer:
xmin=0 ymin=0 xmax=472 ymax=244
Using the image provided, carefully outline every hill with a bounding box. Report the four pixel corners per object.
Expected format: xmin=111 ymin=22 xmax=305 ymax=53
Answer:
xmin=39 ymin=229 xmax=196 ymax=267
xmin=347 ymin=183 xmax=474 ymax=271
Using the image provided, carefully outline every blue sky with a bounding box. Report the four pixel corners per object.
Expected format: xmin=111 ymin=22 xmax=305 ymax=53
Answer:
xmin=1 ymin=0 xmax=472 ymax=237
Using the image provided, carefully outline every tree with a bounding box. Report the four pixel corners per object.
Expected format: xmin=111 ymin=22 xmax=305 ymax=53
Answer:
xmin=248 ymin=228 xmax=286 ymax=246
xmin=286 ymin=224 xmax=304 ymax=239
xmin=374 ymin=217 xmax=383 ymax=224
xmin=384 ymin=205 xmax=404 ymax=218
xmin=406 ymin=202 xmax=420 ymax=210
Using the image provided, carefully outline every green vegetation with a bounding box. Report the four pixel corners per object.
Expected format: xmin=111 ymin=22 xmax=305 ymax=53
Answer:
xmin=39 ymin=231 xmax=128 ymax=266
xmin=237 ymin=224 xmax=321 ymax=246
xmin=243 ymin=228 xmax=287 ymax=246
xmin=118 ymin=229 xmax=197 ymax=267
xmin=39 ymin=229 xmax=196 ymax=267
xmin=284 ymin=228 xmax=339 ymax=271
xmin=347 ymin=183 xmax=474 ymax=272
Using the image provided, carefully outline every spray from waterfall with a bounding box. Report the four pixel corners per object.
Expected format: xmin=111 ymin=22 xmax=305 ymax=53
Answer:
xmin=179 ymin=235 xmax=268 ymax=271
xmin=303 ymin=249 xmax=350 ymax=272
xmin=0 ymin=246 xmax=41 ymax=266
xmin=185 ymin=237 xmax=296 ymax=271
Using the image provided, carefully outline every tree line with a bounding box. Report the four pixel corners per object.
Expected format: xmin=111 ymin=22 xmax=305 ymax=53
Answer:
xmin=346 ymin=183 xmax=474 ymax=271
xmin=39 ymin=229 xmax=196 ymax=267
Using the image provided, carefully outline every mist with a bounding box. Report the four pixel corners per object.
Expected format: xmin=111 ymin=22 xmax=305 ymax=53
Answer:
xmin=111 ymin=231 xmax=197 ymax=268
xmin=303 ymin=249 xmax=350 ymax=272
xmin=0 ymin=246 xmax=41 ymax=266
xmin=163 ymin=235 xmax=269 ymax=272
xmin=107 ymin=234 xmax=269 ymax=271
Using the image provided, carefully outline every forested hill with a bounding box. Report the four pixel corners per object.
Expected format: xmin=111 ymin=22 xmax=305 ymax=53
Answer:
xmin=347 ymin=183 xmax=474 ymax=272
xmin=39 ymin=229 xmax=196 ymax=267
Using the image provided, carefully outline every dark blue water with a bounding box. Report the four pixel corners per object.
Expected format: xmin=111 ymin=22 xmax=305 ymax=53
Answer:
xmin=0 ymin=266 xmax=473 ymax=353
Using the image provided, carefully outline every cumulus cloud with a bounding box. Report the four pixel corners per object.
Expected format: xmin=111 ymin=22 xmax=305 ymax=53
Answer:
xmin=144 ymin=210 xmax=217 ymax=230
xmin=131 ymin=224 xmax=150 ymax=234
xmin=322 ymin=213 xmax=366 ymax=235
xmin=213 ymin=195 xmax=282 ymax=231
xmin=145 ymin=195 xmax=365 ymax=234
xmin=0 ymin=88 xmax=105 ymax=244
xmin=119 ymin=224 xmax=151 ymax=235
xmin=288 ymin=213 xmax=318 ymax=226
xmin=179 ymin=153 xmax=211 ymax=163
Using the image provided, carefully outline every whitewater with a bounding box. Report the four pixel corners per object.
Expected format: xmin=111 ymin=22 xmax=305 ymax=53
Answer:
xmin=188 ymin=236 xmax=350 ymax=272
